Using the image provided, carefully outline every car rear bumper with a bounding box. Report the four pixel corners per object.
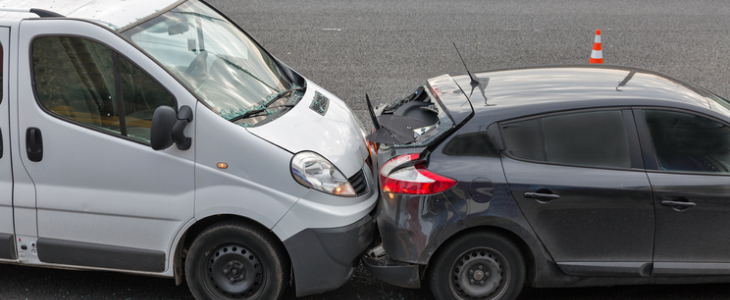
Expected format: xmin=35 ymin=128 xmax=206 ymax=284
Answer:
xmin=282 ymin=213 xmax=375 ymax=297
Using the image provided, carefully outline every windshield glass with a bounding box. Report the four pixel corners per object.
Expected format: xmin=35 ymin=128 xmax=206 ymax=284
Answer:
xmin=122 ymin=0 xmax=302 ymax=126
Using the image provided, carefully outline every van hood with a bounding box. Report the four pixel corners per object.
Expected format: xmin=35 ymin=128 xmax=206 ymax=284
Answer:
xmin=246 ymin=80 xmax=369 ymax=177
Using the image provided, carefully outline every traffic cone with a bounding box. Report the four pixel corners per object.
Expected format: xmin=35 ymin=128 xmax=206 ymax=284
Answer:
xmin=589 ymin=29 xmax=603 ymax=64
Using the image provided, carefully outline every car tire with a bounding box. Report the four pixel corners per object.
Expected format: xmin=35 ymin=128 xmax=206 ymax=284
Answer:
xmin=185 ymin=221 xmax=289 ymax=300
xmin=429 ymin=231 xmax=525 ymax=300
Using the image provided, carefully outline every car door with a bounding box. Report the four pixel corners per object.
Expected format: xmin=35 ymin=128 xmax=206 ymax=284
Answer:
xmin=0 ymin=27 xmax=15 ymax=260
xmin=16 ymin=19 xmax=195 ymax=272
xmin=635 ymin=108 xmax=730 ymax=275
xmin=500 ymin=109 xmax=655 ymax=276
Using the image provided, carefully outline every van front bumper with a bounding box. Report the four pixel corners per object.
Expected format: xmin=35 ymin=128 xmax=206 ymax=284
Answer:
xmin=282 ymin=213 xmax=374 ymax=297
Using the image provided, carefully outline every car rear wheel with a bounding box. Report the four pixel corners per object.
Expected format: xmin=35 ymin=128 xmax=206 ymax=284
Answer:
xmin=185 ymin=221 xmax=289 ymax=300
xmin=429 ymin=231 xmax=525 ymax=300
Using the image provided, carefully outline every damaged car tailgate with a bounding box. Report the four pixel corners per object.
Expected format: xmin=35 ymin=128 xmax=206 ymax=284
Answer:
xmin=367 ymin=74 xmax=474 ymax=147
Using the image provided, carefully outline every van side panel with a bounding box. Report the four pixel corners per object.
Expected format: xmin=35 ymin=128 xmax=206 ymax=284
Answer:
xmin=193 ymin=105 xmax=305 ymax=229
xmin=0 ymin=26 xmax=14 ymax=259
xmin=15 ymin=19 xmax=198 ymax=272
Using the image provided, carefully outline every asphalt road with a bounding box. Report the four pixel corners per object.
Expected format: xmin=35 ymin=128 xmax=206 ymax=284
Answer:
xmin=4 ymin=0 xmax=730 ymax=299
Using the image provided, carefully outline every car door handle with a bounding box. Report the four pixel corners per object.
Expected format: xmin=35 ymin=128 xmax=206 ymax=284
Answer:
xmin=660 ymin=200 xmax=696 ymax=211
xmin=26 ymin=127 xmax=43 ymax=162
xmin=0 ymin=127 xmax=3 ymax=159
xmin=524 ymin=192 xmax=560 ymax=201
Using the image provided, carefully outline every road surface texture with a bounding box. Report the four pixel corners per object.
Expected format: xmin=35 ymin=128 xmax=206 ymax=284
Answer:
xmin=3 ymin=0 xmax=730 ymax=299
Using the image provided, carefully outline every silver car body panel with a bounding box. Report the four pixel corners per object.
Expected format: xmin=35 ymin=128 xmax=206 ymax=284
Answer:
xmin=0 ymin=26 xmax=13 ymax=247
xmin=193 ymin=104 xmax=306 ymax=229
xmin=0 ymin=10 xmax=376 ymax=291
xmin=14 ymin=19 xmax=198 ymax=274
xmin=247 ymin=80 xmax=369 ymax=178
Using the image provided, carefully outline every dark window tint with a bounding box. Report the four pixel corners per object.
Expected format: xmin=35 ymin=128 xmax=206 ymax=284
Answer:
xmin=502 ymin=110 xmax=631 ymax=169
xmin=502 ymin=119 xmax=543 ymax=161
xmin=644 ymin=110 xmax=730 ymax=173
xmin=118 ymin=56 xmax=176 ymax=142
xmin=33 ymin=37 xmax=120 ymax=133
xmin=443 ymin=132 xmax=498 ymax=157
xmin=542 ymin=111 xmax=630 ymax=168
xmin=32 ymin=37 xmax=175 ymax=143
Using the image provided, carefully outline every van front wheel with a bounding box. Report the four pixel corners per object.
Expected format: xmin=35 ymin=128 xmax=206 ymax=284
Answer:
xmin=185 ymin=221 xmax=289 ymax=300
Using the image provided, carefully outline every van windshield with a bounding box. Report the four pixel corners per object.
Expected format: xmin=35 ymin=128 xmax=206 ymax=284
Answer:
xmin=122 ymin=0 xmax=301 ymax=126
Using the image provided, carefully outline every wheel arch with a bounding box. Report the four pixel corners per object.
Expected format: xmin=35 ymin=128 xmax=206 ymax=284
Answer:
xmin=172 ymin=214 xmax=290 ymax=286
xmin=424 ymin=224 xmax=542 ymax=287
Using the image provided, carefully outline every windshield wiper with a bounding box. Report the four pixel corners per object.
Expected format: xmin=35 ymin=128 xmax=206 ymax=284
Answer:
xmin=265 ymin=87 xmax=304 ymax=105
xmin=229 ymin=109 xmax=268 ymax=122
xmin=228 ymin=105 xmax=296 ymax=123
xmin=228 ymin=88 xmax=303 ymax=123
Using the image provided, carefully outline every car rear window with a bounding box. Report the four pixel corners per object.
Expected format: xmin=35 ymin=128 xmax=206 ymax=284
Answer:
xmin=502 ymin=110 xmax=632 ymax=169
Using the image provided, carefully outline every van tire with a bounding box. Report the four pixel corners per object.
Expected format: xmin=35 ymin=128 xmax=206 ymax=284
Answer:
xmin=428 ymin=231 xmax=525 ymax=300
xmin=185 ymin=221 xmax=289 ymax=300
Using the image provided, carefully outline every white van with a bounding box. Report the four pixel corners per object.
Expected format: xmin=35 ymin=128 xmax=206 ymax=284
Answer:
xmin=0 ymin=1 xmax=377 ymax=299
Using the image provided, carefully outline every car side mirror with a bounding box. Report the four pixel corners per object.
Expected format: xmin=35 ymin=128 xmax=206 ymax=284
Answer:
xmin=150 ymin=105 xmax=193 ymax=151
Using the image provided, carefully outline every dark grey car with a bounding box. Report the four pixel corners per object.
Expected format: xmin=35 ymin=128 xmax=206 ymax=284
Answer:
xmin=363 ymin=65 xmax=730 ymax=300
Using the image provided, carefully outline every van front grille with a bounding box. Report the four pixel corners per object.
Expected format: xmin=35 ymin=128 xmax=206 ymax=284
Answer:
xmin=348 ymin=169 xmax=368 ymax=196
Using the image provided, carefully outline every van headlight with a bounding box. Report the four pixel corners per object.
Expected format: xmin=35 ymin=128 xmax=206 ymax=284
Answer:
xmin=291 ymin=151 xmax=356 ymax=196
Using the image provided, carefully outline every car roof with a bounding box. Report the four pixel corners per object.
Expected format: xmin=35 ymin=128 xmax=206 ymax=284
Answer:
xmin=450 ymin=64 xmax=730 ymax=122
xmin=454 ymin=65 xmax=716 ymax=108
xmin=0 ymin=0 xmax=180 ymax=30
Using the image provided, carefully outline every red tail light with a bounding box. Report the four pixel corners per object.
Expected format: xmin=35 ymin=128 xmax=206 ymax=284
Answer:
xmin=379 ymin=153 xmax=456 ymax=195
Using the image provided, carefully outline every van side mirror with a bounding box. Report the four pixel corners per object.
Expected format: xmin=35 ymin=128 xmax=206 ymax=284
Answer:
xmin=150 ymin=105 xmax=193 ymax=151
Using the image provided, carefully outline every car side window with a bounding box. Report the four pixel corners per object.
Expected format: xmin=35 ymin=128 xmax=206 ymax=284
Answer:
xmin=443 ymin=132 xmax=499 ymax=157
xmin=502 ymin=110 xmax=632 ymax=169
xmin=32 ymin=36 xmax=175 ymax=143
xmin=644 ymin=110 xmax=730 ymax=174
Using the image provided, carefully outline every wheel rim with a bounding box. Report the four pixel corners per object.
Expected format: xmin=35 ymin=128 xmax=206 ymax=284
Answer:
xmin=449 ymin=247 xmax=510 ymax=300
xmin=204 ymin=243 xmax=265 ymax=299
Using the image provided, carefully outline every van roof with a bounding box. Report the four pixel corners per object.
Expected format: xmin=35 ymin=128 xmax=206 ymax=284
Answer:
xmin=0 ymin=0 xmax=180 ymax=30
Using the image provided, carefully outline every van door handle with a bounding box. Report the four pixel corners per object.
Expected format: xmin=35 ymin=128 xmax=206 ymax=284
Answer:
xmin=0 ymin=127 xmax=3 ymax=159
xmin=26 ymin=127 xmax=43 ymax=162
